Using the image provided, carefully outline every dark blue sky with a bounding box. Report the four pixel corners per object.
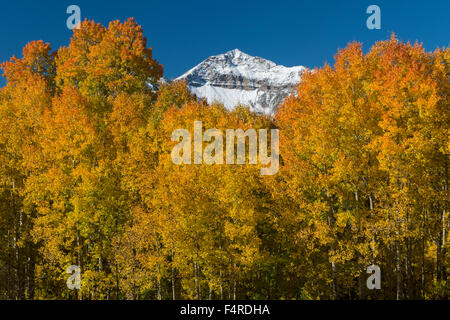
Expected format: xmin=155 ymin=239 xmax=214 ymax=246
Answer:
xmin=0 ymin=0 xmax=448 ymax=86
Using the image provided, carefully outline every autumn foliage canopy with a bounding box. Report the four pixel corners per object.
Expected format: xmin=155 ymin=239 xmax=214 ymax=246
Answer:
xmin=0 ymin=19 xmax=448 ymax=299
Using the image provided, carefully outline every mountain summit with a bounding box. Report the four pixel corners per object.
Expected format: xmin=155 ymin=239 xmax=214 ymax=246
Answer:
xmin=176 ymin=49 xmax=306 ymax=114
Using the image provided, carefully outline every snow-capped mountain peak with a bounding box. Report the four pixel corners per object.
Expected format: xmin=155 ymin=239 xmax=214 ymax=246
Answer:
xmin=176 ymin=49 xmax=306 ymax=114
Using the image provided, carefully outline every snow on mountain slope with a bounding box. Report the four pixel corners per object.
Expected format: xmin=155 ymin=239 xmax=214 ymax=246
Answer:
xmin=176 ymin=49 xmax=306 ymax=114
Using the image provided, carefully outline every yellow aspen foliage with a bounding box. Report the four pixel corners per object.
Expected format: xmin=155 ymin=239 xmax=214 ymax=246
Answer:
xmin=0 ymin=19 xmax=447 ymax=300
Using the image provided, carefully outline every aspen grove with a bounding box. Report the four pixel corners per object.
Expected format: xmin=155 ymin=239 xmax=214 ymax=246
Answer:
xmin=0 ymin=19 xmax=448 ymax=300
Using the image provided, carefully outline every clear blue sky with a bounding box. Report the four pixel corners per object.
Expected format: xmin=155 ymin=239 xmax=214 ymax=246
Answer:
xmin=0 ymin=0 xmax=448 ymax=86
